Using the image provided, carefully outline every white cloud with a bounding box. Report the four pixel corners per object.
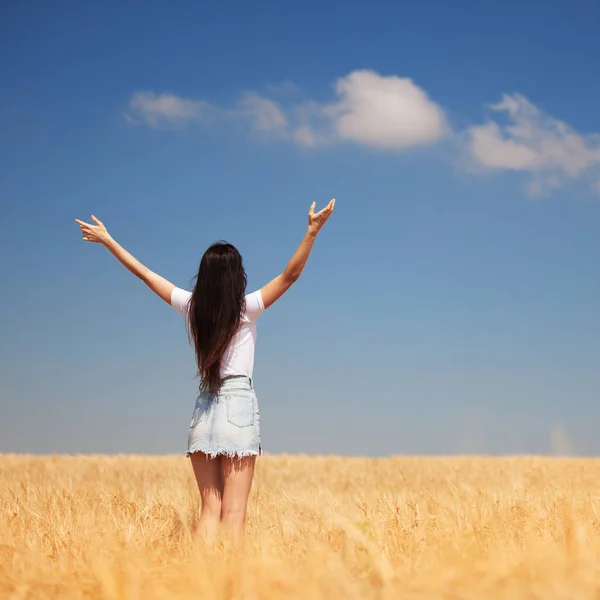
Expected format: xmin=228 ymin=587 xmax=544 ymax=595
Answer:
xmin=467 ymin=94 xmax=600 ymax=195
xmin=288 ymin=70 xmax=448 ymax=149
xmin=127 ymin=92 xmax=210 ymax=127
xmin=322 ymin=70 xmax=447 ymax=149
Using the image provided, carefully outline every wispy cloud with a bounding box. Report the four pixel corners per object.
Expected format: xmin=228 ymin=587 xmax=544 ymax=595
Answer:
xmin=125 ymin=72 xmax=600 ymax=196
xmin=126 ymin=89 xmax=289 ymax=139
xmin=232 ymin=93 xmax=288 ymax=134
xmin=466 ymin=94 xmax=600 ymax=196
xmin=127 ymin=92 xmax=211 ymax=127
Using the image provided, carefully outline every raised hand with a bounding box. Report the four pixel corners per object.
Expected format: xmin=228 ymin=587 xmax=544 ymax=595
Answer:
xmin=308 ymin=199 xmax=335 ymax=234
xmin=75 ymin=215 xmax=111 ymax=244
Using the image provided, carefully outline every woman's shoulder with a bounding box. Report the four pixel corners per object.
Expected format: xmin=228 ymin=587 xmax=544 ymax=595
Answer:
xmin=171 ymin=287 xmax=192 ymax=315
xmin=243 ymin=290 xmax=265 ymax=322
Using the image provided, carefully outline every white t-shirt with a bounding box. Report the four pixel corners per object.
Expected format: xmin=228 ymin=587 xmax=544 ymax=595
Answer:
xmin=171 ymin=287 xmax=265 ymax=379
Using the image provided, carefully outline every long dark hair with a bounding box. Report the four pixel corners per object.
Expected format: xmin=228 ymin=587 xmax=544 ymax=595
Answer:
xmin=188 ymin=241 xmax=247 ymax=394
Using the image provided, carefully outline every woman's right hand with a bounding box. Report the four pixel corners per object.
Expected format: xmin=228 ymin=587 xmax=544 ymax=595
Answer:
xmin=260 ymin=198 xmax=337 ymax=310
xmin=75 ymin=215 xmax=112 ymax=245
xmin=308 ymin=199 xmax=335 ymax=235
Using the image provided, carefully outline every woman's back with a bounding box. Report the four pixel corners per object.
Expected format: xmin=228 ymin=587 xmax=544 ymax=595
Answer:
xmin=171 ymin=287 xmax=265 ymax=380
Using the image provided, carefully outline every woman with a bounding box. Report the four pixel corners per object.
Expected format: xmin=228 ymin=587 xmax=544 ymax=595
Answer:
xmin=75 ymin=198 xmax=335 ymax=540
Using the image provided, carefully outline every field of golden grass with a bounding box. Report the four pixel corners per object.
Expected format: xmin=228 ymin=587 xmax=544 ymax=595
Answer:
xmin=2 ymin=454 xmax=600 ymax=599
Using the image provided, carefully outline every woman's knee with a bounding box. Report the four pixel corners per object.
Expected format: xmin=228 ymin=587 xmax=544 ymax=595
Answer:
xmin=200 ymin=493 xmax=222 ymax=517
xmin=220 ymin=503 xmax=247 ymax=523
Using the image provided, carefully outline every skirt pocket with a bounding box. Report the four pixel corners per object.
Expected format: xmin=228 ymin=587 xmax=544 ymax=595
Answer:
xmin=225 ymin=391 xmax=255 ymax=428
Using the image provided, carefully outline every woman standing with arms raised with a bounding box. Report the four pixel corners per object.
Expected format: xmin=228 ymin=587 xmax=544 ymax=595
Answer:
xmin=75 ymin=199 xmax=335 ymax=541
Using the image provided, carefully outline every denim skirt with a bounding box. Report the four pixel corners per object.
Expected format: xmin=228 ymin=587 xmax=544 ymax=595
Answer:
xmin=187 ymin=376 xmax=261 ymax=458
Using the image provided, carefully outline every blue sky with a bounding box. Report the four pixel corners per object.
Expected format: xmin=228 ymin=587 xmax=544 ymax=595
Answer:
xmin=2 ymin=0 xmax=600 ymax=456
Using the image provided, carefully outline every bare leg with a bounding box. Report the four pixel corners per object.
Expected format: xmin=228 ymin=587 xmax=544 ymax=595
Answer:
xmin=189 ymin=452 xmax=223 ymax=543
xmin=220 ymin=455 xmax=256 ymax=542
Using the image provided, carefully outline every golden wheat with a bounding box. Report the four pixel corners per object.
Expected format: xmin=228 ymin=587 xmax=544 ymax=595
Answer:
xmin=2 ymin=454 xmax=600 ymax=599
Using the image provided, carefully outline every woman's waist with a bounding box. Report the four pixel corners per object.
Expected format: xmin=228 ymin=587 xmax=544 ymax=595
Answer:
xmin=197 ymin=374 xmax=253 ymax=398
xmin=220 ymin=374 xmax=253 ymax=389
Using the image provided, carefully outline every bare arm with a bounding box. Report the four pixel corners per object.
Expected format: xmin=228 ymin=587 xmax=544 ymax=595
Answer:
xmin=260 ymin=199 xmax=335 ymax=310
xmin=76 ymin=215 xmax=175 ymax=305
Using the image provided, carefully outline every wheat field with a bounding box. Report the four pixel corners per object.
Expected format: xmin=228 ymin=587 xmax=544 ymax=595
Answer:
xmin=2 ymin=454 xmax=600 ymax=599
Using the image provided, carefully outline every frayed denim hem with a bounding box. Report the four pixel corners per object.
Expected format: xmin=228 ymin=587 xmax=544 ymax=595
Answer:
xmin=186 ymin=445 xmax=261 ymax=459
